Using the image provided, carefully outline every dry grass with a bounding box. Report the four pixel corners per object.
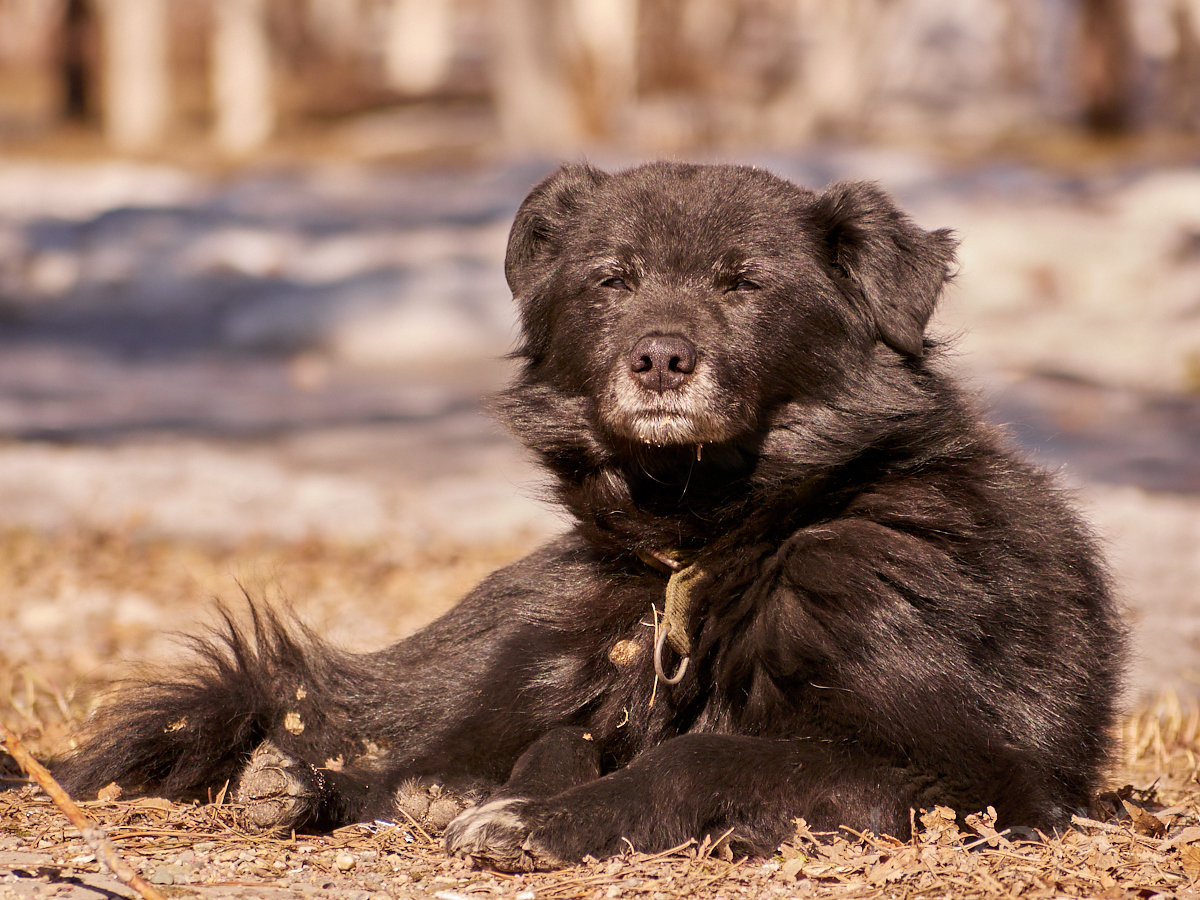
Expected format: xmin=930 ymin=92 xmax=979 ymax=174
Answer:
xmin=2 ymin=527 xmax=1199 ymax=899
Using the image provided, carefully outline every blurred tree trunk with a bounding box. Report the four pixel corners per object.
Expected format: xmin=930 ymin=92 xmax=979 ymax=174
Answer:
xmin=384 ymin=0 xmax=454 ymax=94
xmin=61 ymin=0 xmax=97 ymax=121
xmin=489 ymin=0 xmax=579 ymax=148
xmin=212 ymin=0 xmax=274 ymax=154
xmin=1077 ymin=0 xmax=1133 ymax=133
xmin=98 ymin=0 xmax=169 ymax=149
xmin=489 ymin=0 xmax=638 ymax=148
xmin=305 ymin=0 xmax=361 ymax=57
xmin=773 ymin=0 xmax=879 ymax=142
xmin=1165 ymin=2 xmax=1200 ymax=129
xmin=567 ymin=0 xmax=637 ymax=137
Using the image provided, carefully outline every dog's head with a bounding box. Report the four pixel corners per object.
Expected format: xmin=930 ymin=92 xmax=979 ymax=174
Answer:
xmin=504 ymin=162 xmax=956 ymax=451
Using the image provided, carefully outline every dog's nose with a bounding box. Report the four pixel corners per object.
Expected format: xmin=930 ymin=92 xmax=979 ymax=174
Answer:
xmin=629 ymin=334 xmax=697 ymax=393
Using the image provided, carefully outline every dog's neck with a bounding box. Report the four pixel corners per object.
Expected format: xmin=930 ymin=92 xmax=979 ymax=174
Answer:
xmin=546 ymin=440 xmax=825 ymax=558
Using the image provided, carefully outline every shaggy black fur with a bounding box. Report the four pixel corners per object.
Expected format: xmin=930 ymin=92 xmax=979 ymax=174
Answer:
xmin=56 ymin=162 xmax=1125 ymax=870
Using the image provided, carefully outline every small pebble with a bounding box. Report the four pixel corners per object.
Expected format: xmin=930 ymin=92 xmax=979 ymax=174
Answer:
xmin=149 ymin=865 xmax=190 ymax=885
xmin=336 ymin=851 xmax=357 ymax=871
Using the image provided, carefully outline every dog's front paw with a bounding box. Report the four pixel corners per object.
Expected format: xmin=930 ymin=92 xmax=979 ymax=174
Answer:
xmin=444 ymin=798 xmax=566 ymax=872
xmin=235 ymin=741 xmax=319 ymax=831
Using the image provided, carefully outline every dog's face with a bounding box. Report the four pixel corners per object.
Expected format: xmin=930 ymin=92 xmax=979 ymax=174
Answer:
xmin=505 ymin=163 xmax=956 ymax=452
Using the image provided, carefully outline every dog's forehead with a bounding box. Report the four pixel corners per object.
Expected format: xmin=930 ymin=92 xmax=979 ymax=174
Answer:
xmin=581 ymin=165 xmax=814 ymax=261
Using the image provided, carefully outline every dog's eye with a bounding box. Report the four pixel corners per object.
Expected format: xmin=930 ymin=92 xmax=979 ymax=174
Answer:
xmin=602 ymin=277 xmax=630 ymax=290
xmin=730 ymin=279 xmax=759 ymax=292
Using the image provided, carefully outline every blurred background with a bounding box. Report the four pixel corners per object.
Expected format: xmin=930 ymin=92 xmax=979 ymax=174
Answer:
xmin=4 ymin=0 xmax=1200 ymax=157
xmin=0 ymin=0 xmax=1198 ymax=749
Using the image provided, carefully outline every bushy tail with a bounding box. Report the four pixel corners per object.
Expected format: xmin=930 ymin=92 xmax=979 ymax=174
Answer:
xmin=56 ymin=603 xmax=369 ymax=802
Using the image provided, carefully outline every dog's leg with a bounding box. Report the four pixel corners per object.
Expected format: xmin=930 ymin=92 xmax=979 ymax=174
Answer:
xmin=448 ymin=732 xmax=948 ymax=871
xmin=55 ymin=572 xmax=571 ymax=818
xmin=444 ymin=728 xmax=602 ymax=870
xmin=233 ymin=741 xmax=483 ymax=833
xmin=501 ymin=727 xmax=603 ymax=798
xmin=57 ymin=543 xmax=634 ymax=829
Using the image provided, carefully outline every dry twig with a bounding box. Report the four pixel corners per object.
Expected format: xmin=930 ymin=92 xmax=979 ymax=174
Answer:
xmin=0 ymin=721 xmax=167 ymax=900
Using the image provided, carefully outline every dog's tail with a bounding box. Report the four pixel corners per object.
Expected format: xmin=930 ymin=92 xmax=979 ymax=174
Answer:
xmin=56 ymin=603 xmax=368 ymax=802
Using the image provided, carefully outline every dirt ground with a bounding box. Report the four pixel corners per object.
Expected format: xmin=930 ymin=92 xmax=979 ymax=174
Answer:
xmin=1 ymin=150 xmax=1200 ymax=896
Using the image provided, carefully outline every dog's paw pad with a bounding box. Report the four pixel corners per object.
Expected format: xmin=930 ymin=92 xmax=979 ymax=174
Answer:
xmin=235 ymin=741 xmax=317 ymax=831
xmin=444 ymin=798 xmax=556 ymax=872
xmin=394 ymin=780 xmax=474 ymax=831
xmin=428 ymin=794 xmax=469 ymax=830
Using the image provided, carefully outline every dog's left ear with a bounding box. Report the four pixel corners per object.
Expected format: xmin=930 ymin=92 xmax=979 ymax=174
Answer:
xmin=810 ymin=181 xmax=957 ymax=358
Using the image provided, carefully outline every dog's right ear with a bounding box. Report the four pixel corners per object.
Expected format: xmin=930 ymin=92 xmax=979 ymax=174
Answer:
xmin=506 ymin=164 xmax=607 ymax=298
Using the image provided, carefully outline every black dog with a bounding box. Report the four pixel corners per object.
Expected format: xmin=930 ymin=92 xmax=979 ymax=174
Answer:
xmin=58 ymin=162 xmax=1125 ymax=870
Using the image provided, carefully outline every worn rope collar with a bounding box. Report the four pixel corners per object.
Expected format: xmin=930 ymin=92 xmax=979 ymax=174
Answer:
xmin=636 ymin=549 xmax=706 ymax=685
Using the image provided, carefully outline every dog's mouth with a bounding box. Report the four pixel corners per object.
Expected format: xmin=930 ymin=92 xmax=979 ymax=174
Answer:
xmin=615 ymin=409 xmax=732 ymax=447
xmin=600 ymin=381 xmax=747 ymax=448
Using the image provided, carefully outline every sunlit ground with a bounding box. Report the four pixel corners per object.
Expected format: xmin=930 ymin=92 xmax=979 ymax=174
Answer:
xmin=0 ymin=525 xmax=1198 ymax=899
